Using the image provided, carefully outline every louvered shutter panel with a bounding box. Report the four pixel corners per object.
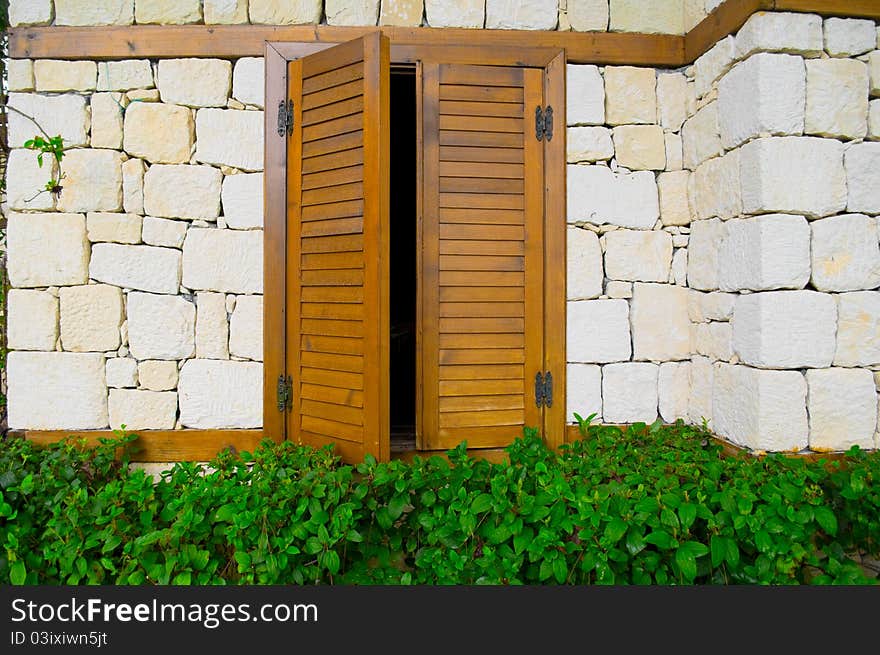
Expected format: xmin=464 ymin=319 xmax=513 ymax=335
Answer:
xmin=420 ymin=63 xmax=545 ymax=450
xmin=287 ymin=34 xmax=390 ymax=463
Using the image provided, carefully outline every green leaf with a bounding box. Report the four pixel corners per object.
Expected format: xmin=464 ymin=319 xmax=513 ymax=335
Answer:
xmin=625 ymin=528 xmax=646 ymax=556
xmin=635 ymin=497 xmax=660 ymax=514
xmin=680 ymin=541 xmax=709 ymax=558
xmin=321 ymin=550 xmax=341 ymax=575
xmin=387 ymin=494 xmax=407 ymax=520
xmin=173 ymin=571 xmax=192 ymax=585
xmin=710 ymin=535 xmax=726 ymax=568
xmin=553 ymin=557 xmax=567 ymax=584
xmin=675 ymin=546 xmax=697 ymax=582
xmin=305 ymin=537 xmax=323 ymax=555
xmin=215 ymin=504 xmax=237 ymax=522
xmin=10 ymin=561 xmax=26 ymax=585
xmin=539 ymin=558 xmax=554 ymax=582
xmin=813 ymin=507 xmax=838 ymax=536
xmin=604 ymin=518 xmax=628 ymax=544
xmin=678 ymin=503 xmax=697 ymax=530
xmin=471 ymin=493 xmax=493 ymax=514
xmin=755 ymin=530 xmax=772 ymax=553
xmin=644 ymin=530 xmax=674 ymax=550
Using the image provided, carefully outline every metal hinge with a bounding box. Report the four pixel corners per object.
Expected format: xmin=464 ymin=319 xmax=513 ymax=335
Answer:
xmin=535 ymin=105 xmax=553 ymax=142
xmin=277 ymin=98 xmax=293 ymax=137
xmin=276 ymin=374 xmax=292 ymax=412
xmin=534 ymin=371 xmax=553 ymax=408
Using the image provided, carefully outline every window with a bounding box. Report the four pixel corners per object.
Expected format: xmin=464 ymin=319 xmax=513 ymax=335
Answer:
xmin=265 ymin=34 xmax=566 ymax=463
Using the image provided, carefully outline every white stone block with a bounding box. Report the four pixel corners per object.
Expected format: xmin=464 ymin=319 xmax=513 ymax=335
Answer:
xmin=57 ymin=149 xmax=123 ymax=213
xmin=196 ymin=292 xmax=230 ymax=359
xmin=732 ymin=291 xmax=837 ymax=369
xmin=688 ymin=355 xmax=714 ymax=427
xmin=569 ymin=0 xmax=608 ymax=31
xmin=602 ymin=363 xmax=659 ymax=424
xmin=606 ymin=280 xmax=632 ymax=299
xmin=178 ymin=359 xmax=263 ymax=428
xmin=604 ymin=66 xmax=656 ymax=125
xmin=665 ymin=132 xmax=683 ymax=171
xmin=7 ymin=212 xmax=89 ymax=288
xmin=127 ymin=292 xmax=195 ymax=360
xmin=609 ymin=0 xmax=683 ymax=34
xmin=870 ymin=99 xmax=880 ymax=140
xmin=566 ymin=65 xmax=605 ymax=125
xmin=7 ymin=60 xmax=35 ymax=91
xmin=86 ymin=213 xmax=142 ymax=244
xmin=807 ymin=368 xmax=877 ymax=452
xmin=229 ymin=296 xmax=263 ymax=361
xmin=97 ymin=60 xmax=153 ymax=91
xmin=805 ymin=58 xmax=869 ymax=140
xmin=142 ymin=217 xmax=188 ymax=249
xmin=657 ymin=72 xmax=688 ymax=131
xmin=424 ymin=0 xmax=484 ymax=28
xmin=811 ymin=214 xmax=880 ymax=292
xmin=205 ymin=0 xmax=249 ymax=23
xmin=694 ymin=35 xmax=736 ymax=99
xmin=9 ymin=0 xmax=53 ymax=25
xmin=106 ymin=357 xmax=138 ymax=388
xmin=138 ymin=360 xmax=179 ymax=391
xmin=835 ymin=291 xmax=880 ymax=367
xmin=90 ymin=93 xmax=125 ymax=150
xmin=718 ymin=53 xmax=806 ymax=150
xmin=34 ymin=60 xmax=96 ymax=92
xmin=8 ymin=290 xmax=58 ymax=351
xmin=8 ymin=352 xmax=109 ymax=430
xmin=195 ymin=109 xmax=264 ymax=172
xmin=89 ymin=243 xmax=181 ymax=295
xmin=485 ymin=0 xmax=557 ymax=30
xmin=682 ymin=101 xmax=722 ymax=170
xmin=697 ymin=292 xmax=735 ymax=323
xmin=718 ymin=214 xmax=811 ymax=292
xmin=143 ymin=164 xmax=222 ymax=220
xmin=692 ymin=149 xmax=741 ymax=221
xmin=604 ymin=230 xmax=672 ymax=282
xmin=566 ymin=165 xmax=659 ymax=229
xmin=379 ymin=0 xmax=423 ymax=26
xmin=824 ymin=18 xmax=876 ymax=57
xmin=6 ymin=149 xmax=57 ymax=211
xmin=687 ymin=217 xmax=727 ymax=291
xmin=631 ymin=283 xmax=691 ymax=362
xmin=566 ymin=364 xmax=602 ymax=423
xmin=713 ymin=363 xmax=808 ymax=451
xmin=55 ymin=0 xmax=134 ymax=25
xmin=735 ymin=12 xmax=824 ymax=59
xmin=221 ymin=173 xmax=264 ymax=229
xmin=108 ymin=389 xmax=177 ymax=430
xmin=567 ymin=228 xmax=603 ymax=300
xmin=232 ymin=58 xmax=265 ymax=108
xmin=659 ymin=361 xmax=690 ymax=423
xmin=658 ymin=171 xmax=691 ymax=226
xmin=567 ymin=299 xmax=631 ymax=363
xmin=59 ymin=284 xmax=124 ymax=352
xmin=183 ymin=228 xmax=263 ymax=294
xmin=157 ymin=59 xmax=231 ymax=107
xmin=8 ymin=93 xmax=89 ymax=148
xmin=612 ymin=125 xmax=666 ymax=171
xmin=136 ymin=0 xmax=201 ymax=24
xmin=845 ymin=142 xmax=880 ymax=215
xmin=567 ymin=127 xmax=613 ymax=162
xmin=123 ymin=102 xmax=194 ymax=164
xmin=740 ymin=137 xmax=846 ymax=219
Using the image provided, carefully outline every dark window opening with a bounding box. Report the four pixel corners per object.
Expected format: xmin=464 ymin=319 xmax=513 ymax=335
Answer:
xmin=390 ymin=68 xmax=417 ymax=451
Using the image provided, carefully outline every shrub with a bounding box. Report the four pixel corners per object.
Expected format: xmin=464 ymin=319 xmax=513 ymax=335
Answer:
xmin=1 ymin=422 xmax=878 ymax=585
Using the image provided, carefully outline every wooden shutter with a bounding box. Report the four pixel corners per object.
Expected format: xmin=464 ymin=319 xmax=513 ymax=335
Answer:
xmin=420 ymin=63 xmax=545 ymax=451
xmin=286 ymin=34 xmax=390 ymax=463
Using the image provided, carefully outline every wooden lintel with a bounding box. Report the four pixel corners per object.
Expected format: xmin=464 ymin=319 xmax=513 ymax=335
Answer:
xmin=13 ymin=429 xmax=266 ymax=462
xmin=8 ymin=24 xmax=683 ymax=66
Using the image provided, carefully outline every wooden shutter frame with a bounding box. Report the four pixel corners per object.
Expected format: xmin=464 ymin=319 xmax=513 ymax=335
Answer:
xmin=264 ymin=39 xmax=566 ymax=456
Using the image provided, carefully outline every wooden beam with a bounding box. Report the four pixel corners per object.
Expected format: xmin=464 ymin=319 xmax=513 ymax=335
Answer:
xmin=8 ymin=24 xmax=684 ymax=66
xmin=14 ymin=429 xmax=265 ymax=462
xmin=685 ymin=0 xmax=767 ymax=63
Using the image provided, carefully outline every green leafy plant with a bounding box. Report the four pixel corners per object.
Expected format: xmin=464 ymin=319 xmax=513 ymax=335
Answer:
xmin=1 ymin=422 xmax=878 ymax=586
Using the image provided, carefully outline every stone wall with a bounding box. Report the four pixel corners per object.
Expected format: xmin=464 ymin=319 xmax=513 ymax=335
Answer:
xmin=8 ymin=0 xmax=718 ymax=35
xmin=681 ymin=13 xmax=880 ymax=452
xmin=5 ymin=56 xmax=265 ymax=430
xmin=4 ymin=1 xmax=880 ymax=453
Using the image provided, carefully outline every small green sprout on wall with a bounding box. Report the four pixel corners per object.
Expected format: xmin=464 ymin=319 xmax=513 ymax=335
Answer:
xmin=22 ymin=134 xmax=66 ymax=198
